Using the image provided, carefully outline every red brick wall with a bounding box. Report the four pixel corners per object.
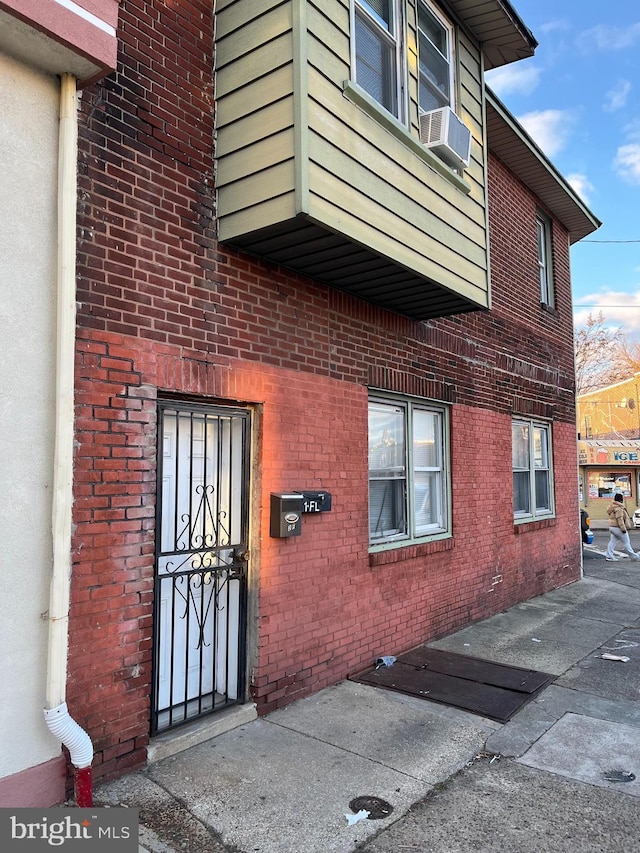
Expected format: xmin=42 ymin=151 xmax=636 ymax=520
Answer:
xmin=70 ymin=0 xmax=582 ymax=786
xmin=69 ymin=332 xmax=582 ymax=784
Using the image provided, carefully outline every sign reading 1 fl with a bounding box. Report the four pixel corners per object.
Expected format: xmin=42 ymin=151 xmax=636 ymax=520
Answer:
xmin=298 ymin=491 xmax=332 ymax=513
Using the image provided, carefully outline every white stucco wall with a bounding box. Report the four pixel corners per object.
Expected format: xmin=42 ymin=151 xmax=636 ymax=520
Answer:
xmin=0 ymin=51 xmax=62 ymax=778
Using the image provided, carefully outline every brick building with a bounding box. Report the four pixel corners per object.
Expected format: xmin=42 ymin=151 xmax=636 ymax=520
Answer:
xmin=577 ymin=375 xmax=640 ymax=526
xmin=0 ymin=0 xmax=600 ymax=802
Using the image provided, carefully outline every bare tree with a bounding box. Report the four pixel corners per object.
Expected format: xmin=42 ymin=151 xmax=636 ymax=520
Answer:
xmin=574 ymin=312 xmax=625 ymax=394
xmin=617 ymin=335 xmax=640 ymax=376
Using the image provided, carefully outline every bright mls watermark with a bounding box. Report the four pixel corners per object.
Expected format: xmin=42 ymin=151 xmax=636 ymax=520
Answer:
xmin=0 ymin=808 xmax=138 ymax=850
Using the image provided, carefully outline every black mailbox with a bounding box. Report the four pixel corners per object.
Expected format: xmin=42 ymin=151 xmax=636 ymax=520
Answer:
xmin=270 ymin=493 xmax=303 ymax=538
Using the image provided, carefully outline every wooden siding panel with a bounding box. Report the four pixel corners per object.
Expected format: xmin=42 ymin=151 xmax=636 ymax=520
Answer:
xmin=465 ymin=162 xmax=485 ymax=204
xmin=216 ymin=65 xmax=294 ymax=128
xmin=216 ymin=2 xmax=292 ymax=58
xmin=217 ymin=160 xmax=296 ymax=217
xmin=458 ymin=30 xmax=481 ymax=75
xmin=463 ymin=166 xmax=486 ymax=209
xmin=308 ymin=0 xmax=350 ymax=58
xmin=218 ymin=193 xmax=298 ymax=243
xmin=309 ymin=0 xmax=349 ymax=19
xmin=217 ymin=129 xmax=295 ymax=186
xmin=307 ymin=33 xmax=350 ymax=87
xmin=457 ymin=32 xmax=485 ymax=211
xmin=460 ymin=64 xmax=483 ymax=125
xmin=217 ymin=99 xmax=294 ymax=156
xmin=307 ymin=156 xmax=487 ymax=291
xmin=308 ymin=184 xmax=488 ymax=305
xmin=463 ymin=131 xmax=486 ymax=203
xmin=306 ymin=124 xmax=486 ymax=264
xmin=405 ymin=1 xmax=419 ymax=135
xmin=307 ymin=68 xmax=486 ymax=228
xmin=216 ymin=33 xmax=293 ymax=98
xmin=215 ymin=0 xmax=282 ymax=33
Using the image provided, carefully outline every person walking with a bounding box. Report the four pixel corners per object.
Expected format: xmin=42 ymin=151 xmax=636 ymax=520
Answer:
xmin=605 ymin=492 xmax=640 ymax=561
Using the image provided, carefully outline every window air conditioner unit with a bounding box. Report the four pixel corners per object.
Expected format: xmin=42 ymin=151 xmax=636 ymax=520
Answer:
xmin=419 ymin=106 xmax=471 ymax=171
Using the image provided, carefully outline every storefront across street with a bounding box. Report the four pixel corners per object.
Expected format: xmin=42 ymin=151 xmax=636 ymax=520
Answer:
xmin=579 ymin=440 xmax=640 ymax=527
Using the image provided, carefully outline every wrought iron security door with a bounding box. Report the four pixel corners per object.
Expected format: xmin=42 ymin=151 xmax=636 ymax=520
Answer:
xmin=152 ymin=402 xmax=250 ymax=734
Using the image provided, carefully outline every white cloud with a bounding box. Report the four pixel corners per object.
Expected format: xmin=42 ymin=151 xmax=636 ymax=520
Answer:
xmin=577 ymin=23 xmax=640 ymax=52
xmin=603 ymin=79 xmax=632 ymax=113
xmin=539 ymin=19 xmax=571 ymax=35
xmin=485 ymin=64 xmax=541 ymax=98
xmin=574 ymin=292 xmax=640 ymax=338
xmin=574 ymin=291 xmax=639 ymax=310
xmin=613 ymin=144 xmax=640 ymax=185
xmin=622 ymin=118 xmax=640 ymax=142
xmin=566 ymin=173 xmax=594 ymax=205
xmin=517 ymin=109 xmax=574 ymax=158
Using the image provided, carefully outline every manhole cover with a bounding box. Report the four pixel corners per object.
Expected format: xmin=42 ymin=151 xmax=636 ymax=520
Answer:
xmin=603 ymin=769 xmax=636 ymax=783
xmin=348 ymin=796 xmax=394 ymax=820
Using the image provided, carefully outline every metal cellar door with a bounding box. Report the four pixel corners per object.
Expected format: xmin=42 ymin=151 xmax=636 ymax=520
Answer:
xmin=152 ymin=401 xmax=250 ymax=734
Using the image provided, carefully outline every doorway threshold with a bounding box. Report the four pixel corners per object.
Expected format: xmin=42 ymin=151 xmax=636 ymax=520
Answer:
xmin=147 ymin=702 xmax=257 ymax=764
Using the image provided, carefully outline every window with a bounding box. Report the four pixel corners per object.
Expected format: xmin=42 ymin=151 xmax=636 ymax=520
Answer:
xmin=369 ymin=396 xmax=449 ymax=544
xmin=587 ymin=471 xmax=632 ymax=499
xmin=512 ymin=419 xmax=554 ymax=520
xmin=417 ymin=1 xmax=454 ymax=113
xmin=354 ymin=0 xmax=402 ymax=118
xmin=536 ymin=212 xmax=554 ymax=306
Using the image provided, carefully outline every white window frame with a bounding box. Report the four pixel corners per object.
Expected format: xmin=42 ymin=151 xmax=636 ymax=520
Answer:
xmin=352 ymin=0 xmax=404 ymax=121
xmin=368 ymin=394 xmax=450 ymax=547
xmin=512 ymin=418 xmax=555 ymax=522
xmin=536 ymin=211 xmax=554 ymax=307
xmin=417 ymin=0 xmax=456 ymax=115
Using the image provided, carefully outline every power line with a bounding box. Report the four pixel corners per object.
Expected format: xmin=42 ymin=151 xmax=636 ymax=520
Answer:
xmin=580 ymin=240 xmax=640 ymax=243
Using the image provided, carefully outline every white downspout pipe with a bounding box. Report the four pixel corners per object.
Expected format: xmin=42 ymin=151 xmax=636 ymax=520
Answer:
xmin=43 ymin=72 xmax=93 ymax=806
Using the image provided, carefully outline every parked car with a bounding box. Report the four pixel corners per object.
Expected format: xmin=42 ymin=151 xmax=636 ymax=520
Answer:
xmin=634 ymin=508 xmax=640 ymax=529
xmin=581 ymin=509 xmax=594 ymax=545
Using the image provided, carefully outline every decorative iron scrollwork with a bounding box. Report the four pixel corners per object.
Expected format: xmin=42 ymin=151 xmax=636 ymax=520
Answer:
xmin=170 ymin=568 xmax=236 ymax=650
xmin=164 ymin=547 xmax=235 ymax=576
xmin=176 ymin=484 xmax=231 ymax=551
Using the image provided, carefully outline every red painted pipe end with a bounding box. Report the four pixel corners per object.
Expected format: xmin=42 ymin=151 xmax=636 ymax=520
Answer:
xmin=75 ymin=766 xmax=93 ymax=807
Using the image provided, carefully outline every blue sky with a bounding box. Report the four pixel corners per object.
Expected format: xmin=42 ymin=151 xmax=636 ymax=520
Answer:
xmin=485 ymin=0 xmax=640 ymax=339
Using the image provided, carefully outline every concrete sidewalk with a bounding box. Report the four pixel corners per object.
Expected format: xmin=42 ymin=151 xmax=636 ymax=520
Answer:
xmin=94 ymin=548 xmax=640 ymax=852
